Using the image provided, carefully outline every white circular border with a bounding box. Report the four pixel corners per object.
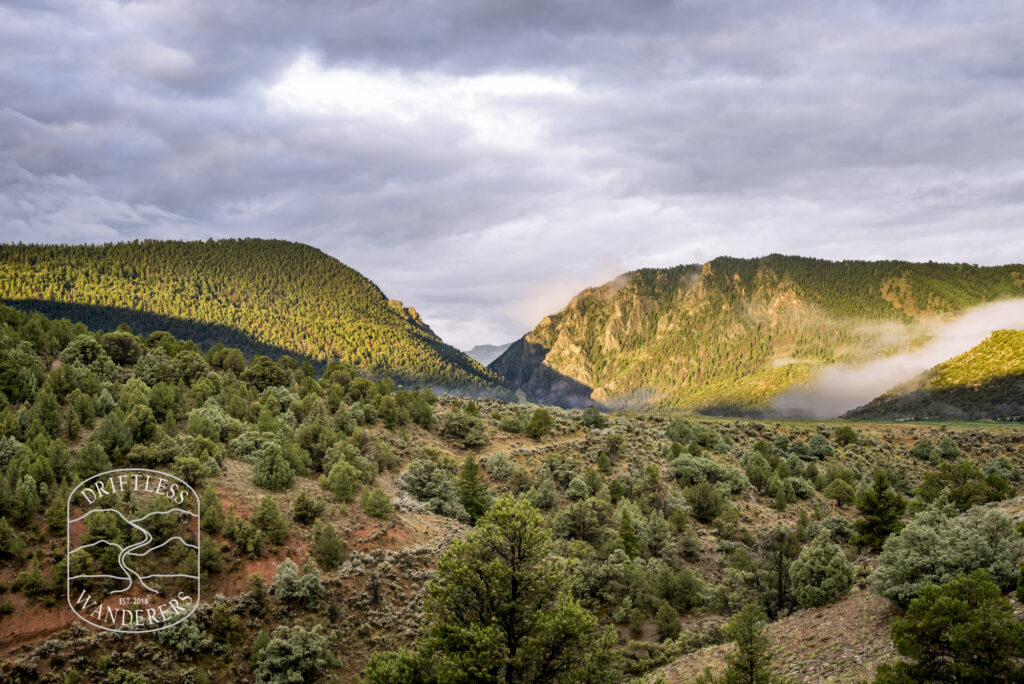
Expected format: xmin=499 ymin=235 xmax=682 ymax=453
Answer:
xmin=66 ymin=467 xmax=201 ymax=633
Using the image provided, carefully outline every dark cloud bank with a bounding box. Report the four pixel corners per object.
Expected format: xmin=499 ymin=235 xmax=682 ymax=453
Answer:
xmin=2 ymin=0 xmax=1024 ymax=348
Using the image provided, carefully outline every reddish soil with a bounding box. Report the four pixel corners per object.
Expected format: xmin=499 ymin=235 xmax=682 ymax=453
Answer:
xmin=0 ymin=458 xmax=322 ymax=657
xmin=0 ymin=592 xmax=77 ymax=655
xmin=205 ymin=542 xmax=308 ymax=597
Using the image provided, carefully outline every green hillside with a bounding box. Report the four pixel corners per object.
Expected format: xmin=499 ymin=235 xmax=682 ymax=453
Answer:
xmin=489 ymin=255 xmax=1024 ymax=411
xmin=3 ymin=302 xmax=1024 ymax=683
xmin=0 ymin=239 xmax=505 ymax=390
xmin=846 ymin=329 xmax=1024 ymax=421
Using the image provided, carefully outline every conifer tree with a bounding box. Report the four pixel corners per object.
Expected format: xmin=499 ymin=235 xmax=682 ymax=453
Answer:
xmin=312 ymin=523 xmax=347 ymax=570
xmin=875 ymin=570 xmax=1024 ymax=683
xmin=292 ymin=488 xmax=325 ymax=525
xmin=854 ymin=471 xmax=906 ymax=550
xmin=252 ymin=445 xmax=295 ymax=491
xmin=253 ymin=495 xmax=289 ymax=545
xmin=619 ymin=509 xmax=640 ymax=558
xmin=200 ymin=486 xmax=224 ymax=534
xmin=252 ymin=624 xmax=335 ymax=684
xmin=457 ymin=454 xmax=489 ymax=523
xmin=696 ymin=602 xmax=775 ymax=684
xmin=322 ymin=459 xmax=361 ymax=503
xmin=754 ymin=526 xmax=801 ymax=619
xmin=360 ymin=487 xmax=394 ymax=520
xmin=566 ymin=475 xmax=591 ymax=501
xmin=724 ymin=603 xmax=773 ymax=684
xmin=790 ymin=531 xmax=854 ymax=608
xmin=655 ymin=601 xmax=681 ymax=641
xmin=73 ymin=441 xmax=111 ymax=480
xmin=525 ymin=408 xmax=554 ymax=438
xmin=363 ymin=496 xmax=620 ymax=682
xmin=688 ymin=482 xmax=724 ymax=523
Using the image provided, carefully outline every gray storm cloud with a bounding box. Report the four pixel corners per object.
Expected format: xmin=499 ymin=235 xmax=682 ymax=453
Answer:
xmin=770 ymin=299 xmax=1024 ymax=419
xmin=2 ymin=1 xmax=1024 ymax=348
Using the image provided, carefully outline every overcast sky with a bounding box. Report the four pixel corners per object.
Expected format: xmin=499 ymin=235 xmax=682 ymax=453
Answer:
xmin=2 ymin=1 xmax=1024 ymax=349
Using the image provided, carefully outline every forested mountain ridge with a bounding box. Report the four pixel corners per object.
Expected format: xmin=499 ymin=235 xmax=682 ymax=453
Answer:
xmin=0 ymin=239 xmax=506 ymax=390
xmin=489 ymin=255 xmax=1024 ymax=411
xmin=846 ymin=329 xmax=1024 ymax=421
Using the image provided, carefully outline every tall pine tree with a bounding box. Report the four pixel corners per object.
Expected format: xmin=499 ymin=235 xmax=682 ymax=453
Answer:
xmin=458 ymin=454 xmax=489 ymax=523
xmin=363 ymin=496 xmax=620 ymax=682
xmin=855 ymin=470 xmax=906 ymax=550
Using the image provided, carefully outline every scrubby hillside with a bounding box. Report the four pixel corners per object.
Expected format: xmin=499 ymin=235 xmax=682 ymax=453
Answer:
xmin=490 ymin=255 xmax=1024 ymax=411
xmin=847 ymin=329 xmax=1024 ymax=421
xmin=650 ymin=589 xmax=900 ymax=683
xmin=0 ymin=239 xmax=505 ymax=390
xmin=1 ymin=304 xmax=1024 ymax=682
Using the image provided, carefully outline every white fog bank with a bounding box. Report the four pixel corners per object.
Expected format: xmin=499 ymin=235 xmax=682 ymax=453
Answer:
xmin=769 ymin=298 xmax=1024 ymax=419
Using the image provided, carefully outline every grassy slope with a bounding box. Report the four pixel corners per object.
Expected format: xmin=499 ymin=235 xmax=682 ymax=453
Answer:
xmin=847 ymin=329 xmax=1024 ymax=421
xmin=928 ymin=329 xmax=1024 ymax=388
xmin=0 ymin=239 xmax=504 ymax=389
xmin=490 ymin=255 xmax=1024 ymax=411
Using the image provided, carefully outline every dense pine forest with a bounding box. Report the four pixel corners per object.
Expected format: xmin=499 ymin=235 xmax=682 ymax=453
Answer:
xmin=0 ymin=239 xmax=506 ymax=391
xmin=2 ymin=303 xmax=1024 ymax=682
xmin=491 ymin=255 xmax=1024 ymax=411
xmin=847 ymin=329 xmax=1024 ymax=421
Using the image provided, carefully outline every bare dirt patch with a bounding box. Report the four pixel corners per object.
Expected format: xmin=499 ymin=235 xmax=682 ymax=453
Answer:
xmin=649 ymin=589 xmax=898 ymax=683
xmin=0 ymin=593 xmax=76 ymax=655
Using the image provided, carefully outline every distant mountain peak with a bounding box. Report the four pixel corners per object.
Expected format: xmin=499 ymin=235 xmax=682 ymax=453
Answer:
xmin=464 ymin=342 xmax=513 ymax=367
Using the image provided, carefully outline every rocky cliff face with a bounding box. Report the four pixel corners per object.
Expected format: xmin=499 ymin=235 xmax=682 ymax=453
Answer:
xmin=489 ymin=255 xmax=1024 ymax=412
xmin=490 ymin=335 xmax=596 ymax=407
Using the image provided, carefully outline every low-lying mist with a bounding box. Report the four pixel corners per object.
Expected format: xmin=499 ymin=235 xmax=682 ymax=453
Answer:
xmin=769 ymin=298 xmax=1024 ymax=419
